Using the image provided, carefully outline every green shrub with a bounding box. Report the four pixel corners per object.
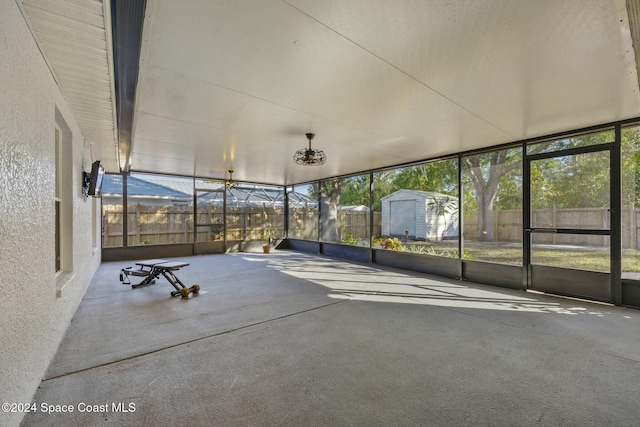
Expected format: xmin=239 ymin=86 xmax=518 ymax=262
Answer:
xmin=342 ymin=231 xmax=357 ymax=245
xmin=379 ymin=237 xmax=404 ymax=251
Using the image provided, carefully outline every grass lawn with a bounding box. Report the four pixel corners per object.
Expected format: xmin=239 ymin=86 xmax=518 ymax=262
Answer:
xmin=395 ymin=240 xmax=640 ymax=273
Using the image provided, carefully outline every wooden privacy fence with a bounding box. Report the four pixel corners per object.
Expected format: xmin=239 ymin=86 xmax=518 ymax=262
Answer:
xmin=288 ymin=208 xmax=319 ymax=240
xmin=287 ymin=208 xmax=381 ymax=241
xmin=103 ymin=204 xmax=195 ymax=247
xmin=463 ymin=209 xmax=522 ymax=243
xmin=463 ymin=206 xmax=640 ymax=248
xmin=104 ymin=205 xmax=380 ymax=246
xmin=225 ymin=206 xmax=285 ymax=241
xmin=104 ymin=204 xmax=640 ymax=249
xmin=103 ymin=204 xmax=286 ymax=247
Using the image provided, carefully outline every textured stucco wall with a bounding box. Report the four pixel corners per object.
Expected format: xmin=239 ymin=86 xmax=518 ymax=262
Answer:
xmin=0 ymin=1 xmax=101 ymax=426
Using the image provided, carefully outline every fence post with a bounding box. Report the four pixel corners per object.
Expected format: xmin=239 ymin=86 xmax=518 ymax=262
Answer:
xmin=102 ymin=210 xmax=108 ymax=246
xmin=135 ymin=204 xmax=140 ymax=244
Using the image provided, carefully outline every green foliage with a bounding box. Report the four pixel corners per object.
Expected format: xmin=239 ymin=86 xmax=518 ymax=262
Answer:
xmin=371 ymin=160 xmax=459 ymax=211
xmin=462 ymin=147 xmax=523 ymax=212
xmin=375 ymin=237 xmax=404 ymax=251
xmin=393 ymin=161 xmax=458 ymax=194
xmin=492 ymin=167 xmax=522 ymax=210
xmin=342 ymin=231 xmax=357 ymax=245
xmin=209 ymin=221 xmax=223 ymax=240
xmin=622 ymin=126 xmax=640 ymax=206
xmin=427 ymin=195 xmax=457 ymax=217
xmin=530 ymin=150 xmax=610 ymax=209
xmin=526 ymin=130 xmax=618 ymax=209
xmin=305 ymin=127 xmax=640 ymax=244
xmin=262 ymin=229 xmax=274 ymax=244
xmin=462 ymin=249 xmax=477 ymax=260
xmin=404 ymin=245 xmax=441 ymax=256
xmin=339 ymin=175 xmax=370 ymax=207
xmin=403 ymin=244 xmax=475 ymax=259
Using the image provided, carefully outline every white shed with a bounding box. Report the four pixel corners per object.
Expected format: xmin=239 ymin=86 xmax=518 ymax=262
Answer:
xmin=381 ymin=189 xmax=459 ymax=241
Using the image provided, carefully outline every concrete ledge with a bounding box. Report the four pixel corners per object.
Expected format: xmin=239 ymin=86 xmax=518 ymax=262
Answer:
xmin=374 ymin=249 xmax=460 ymax=279
xmin=102 ymin=244 xmax=194 ymax=261
xmin=462 ymin=260 xmax=523 ymax=290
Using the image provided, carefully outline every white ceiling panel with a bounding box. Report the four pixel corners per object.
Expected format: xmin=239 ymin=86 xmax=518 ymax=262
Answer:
xmin=133 ymin=58 xmax=512 ymax=182
xmin=289 ymin=0 xmax=640 ymax=135
xmin=135 ymin=0 xmax=541 ymax=184
xmin=21 ymin=0 xmax=118 ymax=172
xmin=27 ymin=0 xmax=638 ymax=185
xmin=129 ymin=0 xmax=640 ymax=185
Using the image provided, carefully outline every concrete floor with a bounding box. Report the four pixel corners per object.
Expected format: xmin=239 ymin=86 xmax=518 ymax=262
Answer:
xmin=22 ymin=251 xmax=640 ymax=426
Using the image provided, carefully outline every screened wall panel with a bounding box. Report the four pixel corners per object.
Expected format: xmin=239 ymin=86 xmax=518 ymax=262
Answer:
xmin=195 ymin=178 xmax=224 ymax=243
xmin=622 ymin=125 xmax=640 ymax=280
xmin=101 ymin=174 xmax=124 ymax=247
xmin=288 ymin=183 xmax=319 ymax=240
xmin=223 ymin=184 xmax=285 ymax=242
xmin=373 ymin=159 xmax=459 ymax=257
xmin=98 ymin=119 xmax=640 ymax=309
xmin=462 ymin=147 xmax=523 ymax=265
xmin=125 ymin=173 xmax=194 ymax=246
xmin=319 ymin=174 xmax=370 ymax=246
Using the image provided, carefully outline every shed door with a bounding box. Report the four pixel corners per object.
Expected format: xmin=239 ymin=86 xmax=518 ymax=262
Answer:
xmin=390 ymin=200 xmax=416 ymax=238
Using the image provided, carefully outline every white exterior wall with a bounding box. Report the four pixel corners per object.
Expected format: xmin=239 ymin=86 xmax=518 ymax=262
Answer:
xmin=382 ymin=190 xmax=425 ymax=238
xmin=416 ymin=198 xmax=427 ymax=239
xmin=381 ymin=196 xmax=391 ymax=236
xmin=424 ymin=197 xmax=459 ymax=240
xmin=381 ymin=190 xmax=458 ymax=240
xmin=0 ymin=2 xmax=101 ymax=426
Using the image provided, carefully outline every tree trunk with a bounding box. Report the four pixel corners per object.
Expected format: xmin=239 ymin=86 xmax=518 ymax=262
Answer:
xmin=465 ymin=152 xmax=508 ymax=241
xmin=465 ymin=144 xmax=549 ymax=242
xmin=477 ymin=190 xmax=496 ymax=241
xmin=320 ymin=180 xmax=341 ymax=242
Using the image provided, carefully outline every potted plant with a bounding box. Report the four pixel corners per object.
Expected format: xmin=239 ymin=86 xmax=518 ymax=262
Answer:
xmin=262 ymin=229 xmax=274 ymax=253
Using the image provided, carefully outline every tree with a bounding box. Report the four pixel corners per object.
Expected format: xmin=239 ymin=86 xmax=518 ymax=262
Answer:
xmin=311 ymin=176 xmax=370 ymax=242
xmin=371 ymin=160 xmax=458 ymax=208
xmin=309 ymin=129 xmax=629 ymax=244
xmin=338 ymin=175 xmax=370 ymax=207
xmin=319 ymin=179 xmax=341 ymax=241
xmin=393 ymin=161 xmax=457 ymax=194
xmin=532 ymin=152 xmax=610 ymax=209
xmin=622 ymin=127 xmax=640 ymax=207
xmin=462 ymin=141 xmax=563 ymax=241
xmin=528 ymin=132 xmax=613 ymax=210
xmin=372 ymin=170 xmax=397 ymax=211
xmin=463 ymin=149 xmax=521 ymax=241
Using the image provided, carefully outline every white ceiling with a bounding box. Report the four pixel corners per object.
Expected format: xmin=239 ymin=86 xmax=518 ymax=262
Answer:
xmin=22 ymin=0 xmax=640 ymax=186
xmin=20 ymin=0 xmax=118 ymax=172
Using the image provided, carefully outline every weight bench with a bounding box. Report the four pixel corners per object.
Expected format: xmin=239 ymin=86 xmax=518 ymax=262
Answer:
xmin=120 ymin=259 xmax=200 ymax=298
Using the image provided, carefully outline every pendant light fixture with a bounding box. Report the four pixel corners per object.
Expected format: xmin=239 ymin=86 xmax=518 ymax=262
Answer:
xmin=225 ymin=169 xmax=235 ymax=188
xmin=293 ymin=133 xmax=326 ymax=166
